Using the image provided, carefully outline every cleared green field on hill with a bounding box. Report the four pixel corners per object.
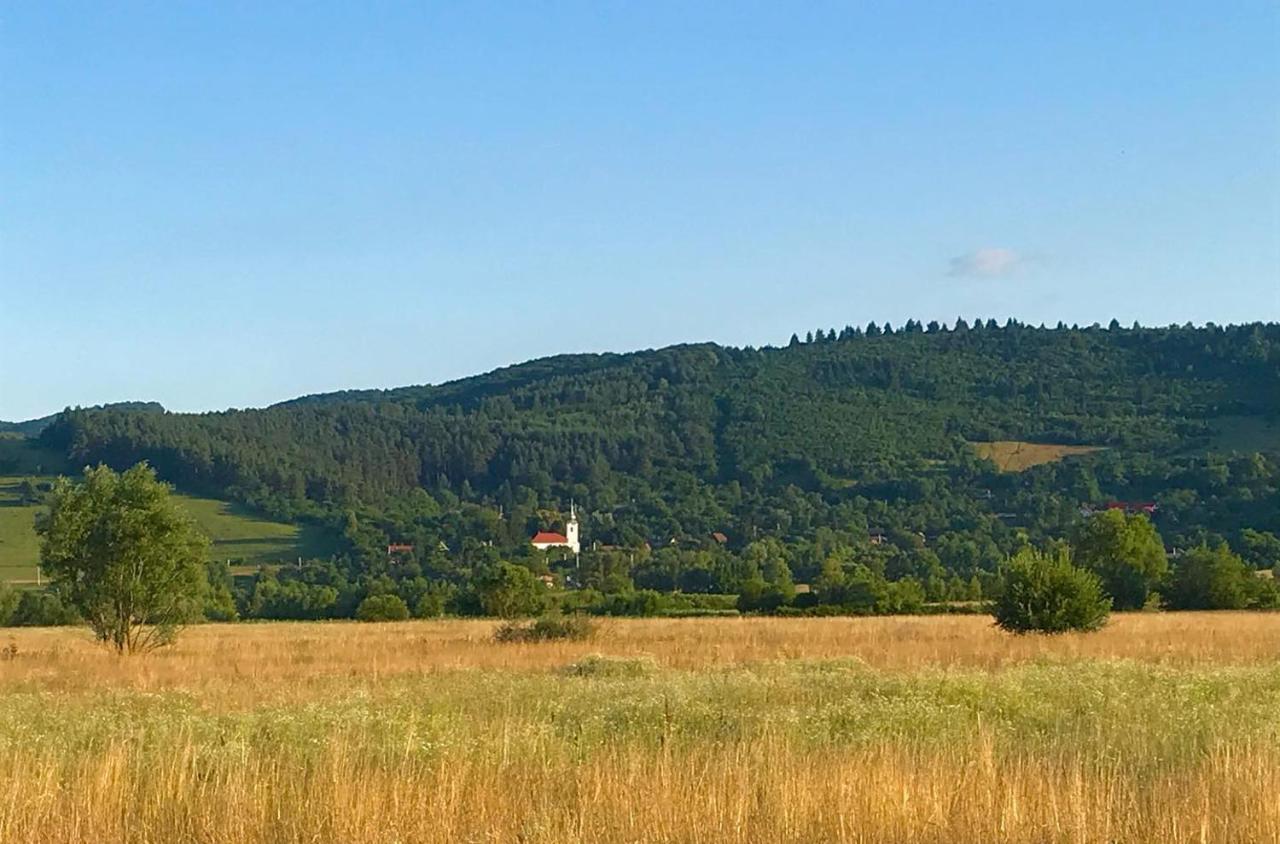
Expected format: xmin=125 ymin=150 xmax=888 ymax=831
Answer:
xmin=0 ymin=476 xmax=333 ymax=583
xmin=0 ymin=433 xmax=69 ymax=475
xmin=1205 ymin=415 xmax=1280 ymax=454
xmin=0 ymin=436 xmax=334 ymax=582
xmin=0 ymin=491 xmax=42 ymax=583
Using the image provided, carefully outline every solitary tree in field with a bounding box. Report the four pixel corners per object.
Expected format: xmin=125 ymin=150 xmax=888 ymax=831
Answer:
xmin=36 ymin=463 xmax=209 ymax=654
xmin=993 ymin=547 xmax=1111 ymax=634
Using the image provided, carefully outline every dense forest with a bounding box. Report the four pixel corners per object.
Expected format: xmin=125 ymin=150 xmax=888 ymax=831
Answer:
xmin=0 ymin=401 xmax=164 ymax=438
xmin=23 ymin=319 xmax=1280 ymax=618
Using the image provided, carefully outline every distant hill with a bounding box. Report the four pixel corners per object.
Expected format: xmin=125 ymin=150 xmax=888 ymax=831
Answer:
xmin=28 ymin=321 xmax=1280 ymax=572
xmin=0 ymin=401 xmax=164 ymax=438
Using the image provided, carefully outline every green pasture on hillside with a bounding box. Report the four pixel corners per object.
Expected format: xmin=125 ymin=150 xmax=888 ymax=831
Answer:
xmin=0 ymin=473 xmax=333 ymax=583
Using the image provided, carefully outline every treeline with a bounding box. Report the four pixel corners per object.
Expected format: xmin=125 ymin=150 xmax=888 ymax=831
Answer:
xmin=208 ymin=510 xmax=1280 ymax=621
xmin=30 ymin=321 xmax=1280 ymax=587
xmin=7 ymin=507 xmax=1274 ymax=628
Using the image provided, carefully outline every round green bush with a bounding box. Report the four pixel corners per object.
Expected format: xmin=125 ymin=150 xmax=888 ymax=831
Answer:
xmin=355 ymin=594 xmax=410 ymax=623
xmin=993 ymin=548 xmax=1111 ymax=634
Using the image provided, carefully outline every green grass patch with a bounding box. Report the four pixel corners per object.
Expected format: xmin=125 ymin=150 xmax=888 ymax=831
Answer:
xmin=0 ymin=436 xmax=69 ymax=476
xmin=1204 ymin=415 xmax=1280 ymax=454
xmin=1 ymin=660 xmax=1277 ymax=764
xmin=178 ymin=496 xmax=335 ymax=567
xmin=0 ymin=492 xmax=43 ymax=583
xmin=0 ymin=472 xmax=334 ymax=582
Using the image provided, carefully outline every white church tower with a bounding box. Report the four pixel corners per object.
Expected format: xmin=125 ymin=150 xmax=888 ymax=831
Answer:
xmin=529 ymin=503 xmax=582 ymax=555
xmin=565 ymin=503 xmax=580 ymax=555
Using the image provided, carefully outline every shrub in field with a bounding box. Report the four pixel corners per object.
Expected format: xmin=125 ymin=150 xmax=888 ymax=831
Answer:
xmin=994 ymin=548 xmax=1111 ymax=634
xmin=494 ymin=613 xmax=595 ymax=643
xmin=355 ymin=594 xmax=410 ymax=622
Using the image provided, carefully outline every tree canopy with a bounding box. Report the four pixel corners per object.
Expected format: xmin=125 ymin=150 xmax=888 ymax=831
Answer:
xmin=35 ymin=463 xmax=209 ymax=653
xmin=1165 ymin=545 xmax=1260 ymax=611
xmin=1072 ymin=510 xmax=1168 ymax=610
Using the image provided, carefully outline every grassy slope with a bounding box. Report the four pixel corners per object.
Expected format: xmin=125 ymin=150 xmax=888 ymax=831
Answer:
xmin=970 ymin=440 xmax=1106 ymax=471
xmin=1205 ymin=414 xmax=1280 ymax=453
xmin=0 ymin=438 xmax=332 ymax=583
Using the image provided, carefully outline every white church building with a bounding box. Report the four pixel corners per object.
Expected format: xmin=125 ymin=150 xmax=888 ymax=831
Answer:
xmin=530 ymin=504 xmax=580 ymax=554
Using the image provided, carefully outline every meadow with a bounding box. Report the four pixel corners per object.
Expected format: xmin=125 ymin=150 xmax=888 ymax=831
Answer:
xmin=0 ymin=481 xmax=330 ymax=582
xmin=1 ymin=614 xmax=1278 ymax=843
xmin=0 ymin=435 xmax=332 ymax=581
xmin=970 ymin=440 xmax=1106 ymax=472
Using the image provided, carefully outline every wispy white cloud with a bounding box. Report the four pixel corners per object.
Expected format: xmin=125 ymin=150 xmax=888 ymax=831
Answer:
xmin=948 ymin=247 xmax=1026 ymax=278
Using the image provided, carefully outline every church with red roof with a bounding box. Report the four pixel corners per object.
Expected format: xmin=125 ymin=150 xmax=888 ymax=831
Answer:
xmin=530 ymin=505 xmax=580 ymax=554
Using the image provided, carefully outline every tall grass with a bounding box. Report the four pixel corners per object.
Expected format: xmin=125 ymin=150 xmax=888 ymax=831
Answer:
xmin=0 ymin=614 xmax=1277 ymax=842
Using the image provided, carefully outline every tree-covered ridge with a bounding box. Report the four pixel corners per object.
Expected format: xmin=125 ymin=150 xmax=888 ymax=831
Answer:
xmin=36 ymin=321 xmax=1280 ymax=573
xmin=0 ymin=401 xmax=164 ymax=438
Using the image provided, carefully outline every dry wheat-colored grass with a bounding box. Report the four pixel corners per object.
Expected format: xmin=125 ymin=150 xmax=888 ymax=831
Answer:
xmin=4 ymin=612 xmax=1279 ymax=698
xmin=971 ymin=440 xmax=1105 ymax=471
xmin=5 ymin=736 xmax=1278 ymax=844
xmin=1 ymin=613 xmax=1278 ymax=843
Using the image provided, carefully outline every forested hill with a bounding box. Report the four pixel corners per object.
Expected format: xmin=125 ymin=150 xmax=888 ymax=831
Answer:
xmin=35 ymin=321 xmax=1280 ymax=565
xmin=0 ymin=402 xmax=164 ymax=438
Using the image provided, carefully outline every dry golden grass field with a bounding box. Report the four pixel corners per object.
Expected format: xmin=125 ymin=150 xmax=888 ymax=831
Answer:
xmin=971 ymin=440 xmax=1105 ymax=471
xmin=2 ymin=614 xmax=1279 ymax=843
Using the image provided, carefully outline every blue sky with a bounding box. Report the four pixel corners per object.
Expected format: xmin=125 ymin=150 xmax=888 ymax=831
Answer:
xmin=3 ymin=2 xmax=1277 ymax=420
